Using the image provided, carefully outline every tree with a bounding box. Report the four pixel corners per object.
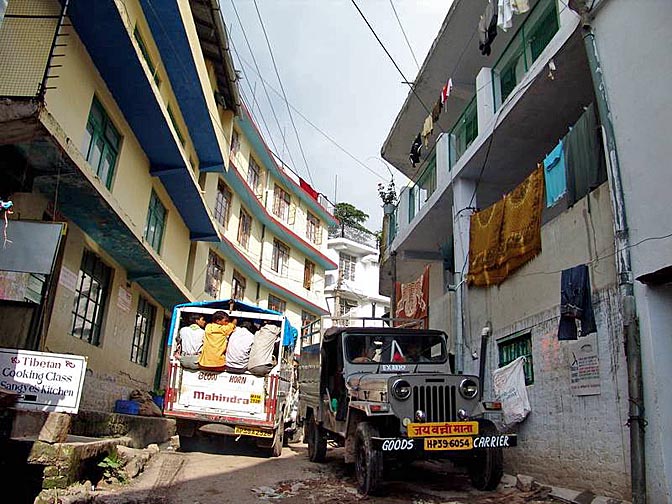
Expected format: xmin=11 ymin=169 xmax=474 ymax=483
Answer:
xmin=333 ymin=202 xmax=372 ymax=237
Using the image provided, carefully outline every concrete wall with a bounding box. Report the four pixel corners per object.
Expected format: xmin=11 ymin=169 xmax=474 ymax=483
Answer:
xmin=592 ymin=2 xmax=672 ymax=500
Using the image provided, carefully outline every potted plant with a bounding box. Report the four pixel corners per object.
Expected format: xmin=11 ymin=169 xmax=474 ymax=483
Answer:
xmin=378 ymin=180 xmax=397 ymax=214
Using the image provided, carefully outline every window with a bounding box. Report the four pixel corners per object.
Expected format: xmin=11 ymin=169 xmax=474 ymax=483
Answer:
xmin=237 ymin=208 xmax=252 ymax=249
xmin=144 ymin=190 xmax=166 ymax=252
xmin=338 ymin=297 xmax=358 ymax=316
xmin=82 ymin=97 xmax=120 ymax=190
xmin=306 ymin=212 xmax=321 ymax=244
xmin=273 ymin=184 xmax=291 ymax=222
xmin=71 ymin=250 xmax=113 ymax=346
xmin=272 ymin=239 xmax=290 ymax=276
xmin=268 ymin=294 xmax=286 ymax=313
xmin=302 ymin=310 xmax=318 ymax=335
xmin=206 ymin=250 xmax=225 ymax=298
xmin=498 ymin=331 xmax=534 ymax=385
xmin=232 ymin=270 xmax=246 ymax=300
xmin=131 ymin=295 xmax=156 ymax=366
xmin=215 ymin=181 xmax=232 ymax=228
xmin=248 ymin=158 xmax=261 ymax=194
xmin=230 ymin=129 xmax=240 ymax=156
xmin=339 ymin=253 xmax=356 ymax=282
xmin=304 ymin=259 xmax=315 ymax=290
xmin=133 ymin=27 xmax=160 ymax=86
xmin=167 ymin=105 xmax=185 ymax=146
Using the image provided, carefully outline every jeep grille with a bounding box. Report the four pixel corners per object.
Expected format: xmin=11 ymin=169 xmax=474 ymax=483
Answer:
xmin=412 ymin=385 xmax=457 ymax=422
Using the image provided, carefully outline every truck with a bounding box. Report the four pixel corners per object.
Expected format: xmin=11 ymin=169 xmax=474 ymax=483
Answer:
xmin=163 ymin=299 xmax=299 ymax=456
xmin=297 ymin=316 xmax=516 ymax=495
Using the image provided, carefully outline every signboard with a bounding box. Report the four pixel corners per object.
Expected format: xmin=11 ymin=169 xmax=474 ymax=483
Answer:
xmin=568 ymin=333 xmax=601 ymax=396
xmin=117 ymin=287 xmax=132 ymax=313
xmin=0 ymin=348 xmax=87 ymax=413
xmin=58 ymin=266 xmax=78 ymax=292
xmin=177 ymin=369 xmax=265 ymax=416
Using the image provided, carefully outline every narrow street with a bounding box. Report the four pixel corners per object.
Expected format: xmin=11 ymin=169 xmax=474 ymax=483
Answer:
xmin=92 ymin=437 xmax=563 ymax=504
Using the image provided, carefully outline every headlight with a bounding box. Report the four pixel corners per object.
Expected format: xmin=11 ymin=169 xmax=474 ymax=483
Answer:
xmin=459 ymin=378 xmax=479 ymax=399
xmin=391 ymin=379 xmax=412 ymax=400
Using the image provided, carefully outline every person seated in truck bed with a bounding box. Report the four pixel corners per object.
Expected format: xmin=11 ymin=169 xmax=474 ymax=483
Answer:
xmin=177 ymin=313 xmax=207 ymax=369
xmin=224 ymin=320 xmax=257 ymax=374
xmin=198 ymin=311 xmax=237 ymax=371
xmin=247 ymin=321 xmax=281 ymax=376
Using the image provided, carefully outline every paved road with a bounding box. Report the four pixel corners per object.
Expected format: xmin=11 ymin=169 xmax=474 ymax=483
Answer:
xmin=93 ymin=435 xmax=563 ymax=504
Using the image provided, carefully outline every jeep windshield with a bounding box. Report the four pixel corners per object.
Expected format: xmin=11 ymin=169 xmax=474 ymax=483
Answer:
xmin=344 ymin=332 xmax=448 ymax=364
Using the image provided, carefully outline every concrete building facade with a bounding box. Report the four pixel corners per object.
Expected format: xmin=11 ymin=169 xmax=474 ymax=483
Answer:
xmin=0 ymin=0 xmax=334 ymax=413
xmin=375 ymin=0 xmax=665 ymax=499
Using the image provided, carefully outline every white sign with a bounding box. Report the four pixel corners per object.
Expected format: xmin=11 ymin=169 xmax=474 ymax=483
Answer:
xmin=58 ymin=266 xmax=78 ymax=292
xmin=117 ymin=287 xmax=132 ymax=313
xmin=178 ymin=369 xmax=265 ymax=416
xmin=568 ymin=333 xmax=601 ymax=396
xmin=0 ymin=348 xmax=88 ymax=413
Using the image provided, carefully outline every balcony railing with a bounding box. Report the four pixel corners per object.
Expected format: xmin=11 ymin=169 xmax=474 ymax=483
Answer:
xmin=492 ymin=0 xmax=559 ymax=110
xmin=448 ymin=96 xmax=478 ymax=170
xmin=408 ymin=154 xmax=437 ymax=222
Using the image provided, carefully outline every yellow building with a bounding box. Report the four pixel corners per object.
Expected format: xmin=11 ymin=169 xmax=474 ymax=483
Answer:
xmin=0 ymin=0 xmax=334 ymax=411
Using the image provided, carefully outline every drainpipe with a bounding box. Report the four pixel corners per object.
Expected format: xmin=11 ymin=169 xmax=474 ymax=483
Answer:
xmin=390 ymin=251 xmax=397 ymax=319
xmin=576 ymin=3 xmax=646 ymax=502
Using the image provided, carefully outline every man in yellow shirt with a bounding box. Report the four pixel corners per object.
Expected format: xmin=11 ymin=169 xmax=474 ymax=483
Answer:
xmin=198 ymin=311 xmax=237 ymax=371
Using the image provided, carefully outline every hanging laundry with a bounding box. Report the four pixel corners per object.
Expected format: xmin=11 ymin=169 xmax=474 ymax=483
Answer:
xmin=467 ymin=166 xmax=544 ymax=286
xmin=512 ymin=0 xmax=530 ymax=14
xmin=543 ymin=140 xmax=567 ymax=207
xmin=498 ymin=0 xmax=514 ymax=32
xmin=558 ymin=264 xmax=597 ymax=340
xmin=300 ymin=178 xmax=319 ymax=201
xmin=421 ymin=114 xmax=433 ymax=149
xmin=409 ymin=133 xmax=422 ymax=167
xmin=441 ymin=78 xmax=453 ymax=105
xmin=431 ymin=99 xmax=442 ymax=122
xmin=478 ymin=0 xmax=498 ymax=56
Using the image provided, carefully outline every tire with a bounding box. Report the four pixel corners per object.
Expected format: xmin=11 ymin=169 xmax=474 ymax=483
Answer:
xmin=468 ymin=422 xmax=503 ymax=491
xmin=354 ymin=422 xmax=384 ymax=495
xmin=305 ymin=413 xmax=327 ymax=462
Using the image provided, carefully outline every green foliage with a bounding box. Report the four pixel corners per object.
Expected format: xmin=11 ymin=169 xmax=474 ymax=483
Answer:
xmin=98 ymin=452 xmax=127 ymax=483
xmin=333 ymin=202 xmax=372 ymax=236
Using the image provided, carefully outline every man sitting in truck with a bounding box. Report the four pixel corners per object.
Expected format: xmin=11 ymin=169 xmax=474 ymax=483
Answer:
xmin=198 ymin=311 xmax=237 ymax=371
xmin=224 ymin=320 xmax=256 ymax=374
xmin=247 ymin=321 xmax=281 ymax=376
xmin=177 ymin=313 xmax=207 ymax=369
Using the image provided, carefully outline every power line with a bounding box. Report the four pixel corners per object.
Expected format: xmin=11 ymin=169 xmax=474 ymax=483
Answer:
xmin=252 ymin=0 xmax=315 ymax=186
xmin=234 ymin=54 xmax=387 ymax=182
xmin=350 ymin=0 xmax=440 ymax=131
xmin=389 ymin=0 xmax=420 ymax=71
xmin=229 ymin=0 xmax=298 ymax=171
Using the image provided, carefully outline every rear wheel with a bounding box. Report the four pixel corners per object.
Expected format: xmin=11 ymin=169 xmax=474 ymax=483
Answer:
xmin=354 ymin=422 xmax=383 ymax=495
xmin=468 ymin=422 xmax=503 ymax=490
xmin=305 ymin=413 xmax=327 ymax=462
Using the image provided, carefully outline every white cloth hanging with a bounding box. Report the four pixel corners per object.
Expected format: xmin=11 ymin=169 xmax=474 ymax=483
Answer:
xmin=512 ymin=0 xmax=530 ymax=14
xmin=498 ymin=0 xmax=513 ymax=31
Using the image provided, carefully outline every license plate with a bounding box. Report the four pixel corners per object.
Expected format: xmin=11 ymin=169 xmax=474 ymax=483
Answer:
xmin=407 ymin=421 xmax=479 ymax=437
xmin=234 ymin=426 xmax=273 ymax=438
xmin=424 ymin=436 xmax=473 ymax=451
xmin=250 ymin=394 xmax=262 ymax=404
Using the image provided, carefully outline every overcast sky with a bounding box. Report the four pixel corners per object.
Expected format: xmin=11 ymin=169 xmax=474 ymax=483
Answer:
xmin=220 ymin=1 xmax=450 ymax=231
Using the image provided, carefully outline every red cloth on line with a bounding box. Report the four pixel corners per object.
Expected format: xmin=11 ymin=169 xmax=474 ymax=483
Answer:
xmin=300 ymin=178 xmax=319 ymax=200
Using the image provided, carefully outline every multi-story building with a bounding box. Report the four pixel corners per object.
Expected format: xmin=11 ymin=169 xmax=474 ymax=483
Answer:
xmin=325 ymin=226 xmax=389 ymax=322
xmin=0 ymin=0 xmax=334 ymax=412
xmin=377 ymin=0 xmax=671 ymax=500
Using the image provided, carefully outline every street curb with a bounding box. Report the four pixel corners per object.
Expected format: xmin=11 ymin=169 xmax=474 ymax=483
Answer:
xmin=504 ymin=474 xmax=631 ymax=504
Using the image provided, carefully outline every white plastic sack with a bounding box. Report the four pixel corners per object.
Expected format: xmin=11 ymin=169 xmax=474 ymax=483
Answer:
xmin=492 ymin=356 xmax=531 ymax=426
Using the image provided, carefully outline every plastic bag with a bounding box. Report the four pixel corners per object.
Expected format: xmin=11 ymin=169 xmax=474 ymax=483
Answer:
xmin=492 ymin=356 xmax=531 ymax=427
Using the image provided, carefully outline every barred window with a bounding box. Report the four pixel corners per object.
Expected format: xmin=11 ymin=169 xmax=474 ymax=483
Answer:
xmin=215 ymin=181 xmax=232 ymax=228
xmin=81 ymin=97 xmax=120 ymax=190
xmin=304 ymin=259 xmax=315 ymax=290
xmin=248 ymin=158 xmax=261 ymax=193
xmin=306 ymin=212 xmax=321 ymax=244
xmin=237 ymin=208 xmax=252 ymax=249
xmin=206 ymin=250 xmax=225 ymax=298
xmin=338 ymin=297 xmax=358 ymax=316
xmin=268 ymin=294 xmax=286 ymax=313
xmin=232 ymin=270 xmax=246 ymax=300
xmin=273 ymin=184 xmax=291 ymax=222
xmin=498 ymin=331 xmax=534 ymax=385
xmin=131 ymin=295 xmax=156 ymax=366
xmin=339 ymin=253 xmax=356 ymax=281
xmin=272 ymin=239 xmax=290 ymax=276
xmin=71 ymin=250 xmax=113 ymax=346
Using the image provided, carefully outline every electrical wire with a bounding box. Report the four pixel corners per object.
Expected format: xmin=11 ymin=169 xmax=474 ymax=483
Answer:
xmin=229 ymin=0 xmax=298 ymax=171
xmin=252 ymin=0 xmax=315 ymax=186
xmin=389 ymin=0 xmax=420 ymax=71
